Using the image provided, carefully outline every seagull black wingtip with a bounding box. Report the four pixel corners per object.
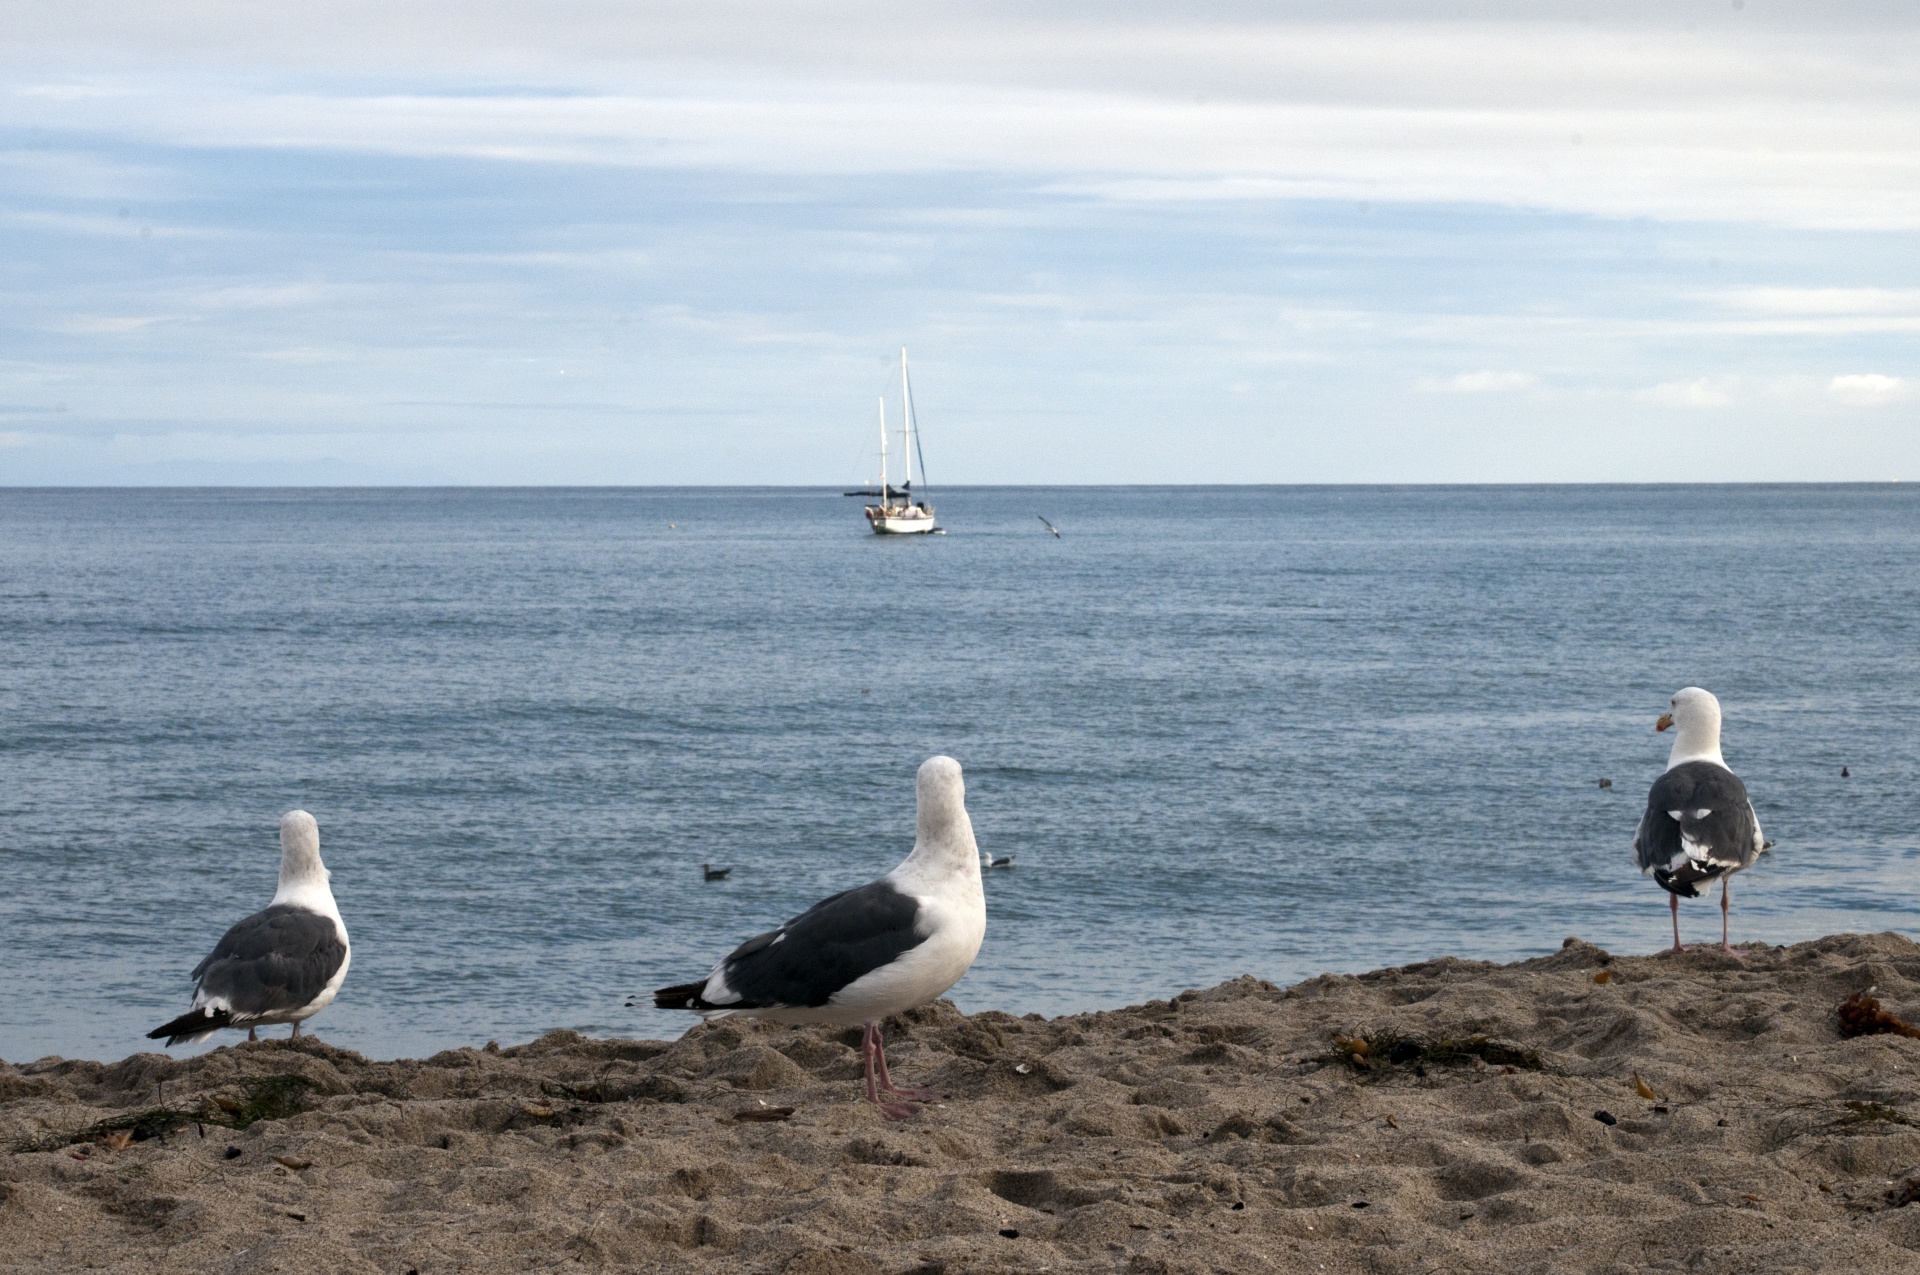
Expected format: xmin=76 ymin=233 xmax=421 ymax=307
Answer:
xmin=652 ymin=981 xmax=710 ymax=1011
xmin=147 ymin=1006 xmax=233 ymax=1045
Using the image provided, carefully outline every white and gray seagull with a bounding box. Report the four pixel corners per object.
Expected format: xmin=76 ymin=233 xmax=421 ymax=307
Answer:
xmin=148 ymin=811 xmax=351 ymax=1046
xmin=652 ymin=756 xmax=986 ymax=1119
xmin=1632 ymin=687 xmax=1767 ymax=954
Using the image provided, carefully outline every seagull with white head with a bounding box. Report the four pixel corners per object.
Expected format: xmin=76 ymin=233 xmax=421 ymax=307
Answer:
xmin=1631 ymin=688 xmax=1767 ymax=954
xmin=652 ymin=756 xmax=986 ymax=1119
xmin=148 ymin=811 xmax=351 ymax=1046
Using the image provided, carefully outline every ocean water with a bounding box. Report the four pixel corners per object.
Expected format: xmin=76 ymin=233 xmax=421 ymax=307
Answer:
xmin=2 ymin=485 xmax=1916 ymax=1064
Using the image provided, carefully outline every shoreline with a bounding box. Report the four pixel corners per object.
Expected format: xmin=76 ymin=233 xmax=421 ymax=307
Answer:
xmin=5 ymin=932 xmax=1920 ymax=1273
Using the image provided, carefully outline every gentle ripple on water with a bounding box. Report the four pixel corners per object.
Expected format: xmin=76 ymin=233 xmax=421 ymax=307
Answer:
xmin=1 ymin=485 xmax=1916 ymax=1062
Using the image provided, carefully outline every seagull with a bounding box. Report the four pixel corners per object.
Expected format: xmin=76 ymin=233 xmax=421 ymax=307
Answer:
xmin=1597 ymin=778 xmax=1614 ymax=789
xmin=1631 ymin=688 xmax=1765 ymax=955
xmin=1036 ymin=515 xmax=1060 ymax=538
xmin=980 ymin=851 xmax=1016 ymax=869
xmin=148 ymin=811 xmax=351 ymax=1046
xmin=703 ymin=863 xmax=732 ymax=881
xmin=651 ymin=756 xmax=986 ymax=1119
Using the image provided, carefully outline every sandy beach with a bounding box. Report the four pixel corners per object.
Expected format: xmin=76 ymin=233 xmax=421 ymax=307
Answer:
xmin=6 ymin=932 xmax=1920 ymax=1274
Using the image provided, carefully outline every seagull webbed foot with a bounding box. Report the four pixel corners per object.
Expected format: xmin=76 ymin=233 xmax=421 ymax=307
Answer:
xmin=881 ymin=1084 xmax=943 ymax=1103
xmin=877 ymin=1101 xmax=922 ymax=1121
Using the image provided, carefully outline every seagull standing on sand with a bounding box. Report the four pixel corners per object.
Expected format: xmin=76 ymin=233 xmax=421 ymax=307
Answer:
xmin=148 ymin=811 xmax=350 ymax=1046
xmin=652 ymin=756 xmax=986 ymax=1119
xmin=1632 ymin=688 xmax=1765 ymax=954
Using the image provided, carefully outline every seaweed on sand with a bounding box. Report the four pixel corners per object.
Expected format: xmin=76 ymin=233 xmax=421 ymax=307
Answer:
xmin=1329 ymin=1030 xmax=1543 ymax=1075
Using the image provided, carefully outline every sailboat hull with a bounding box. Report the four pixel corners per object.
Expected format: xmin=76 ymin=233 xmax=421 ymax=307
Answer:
xmin=865 ymin=505 xmax=937 ymax=534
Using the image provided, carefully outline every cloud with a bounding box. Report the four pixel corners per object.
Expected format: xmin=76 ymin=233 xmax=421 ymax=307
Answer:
xmin=6 ymin=8 xmax=1920 ymax=229
xmin=1415 ymin=370 xmax=1536 ymax=394
xmin=1639 ymin=378 xmax=1735 ymax=408
xmin=42 ymin=315 xmax=165 ymax=334
xmin=1828 ymin=374 xmax=1906 ymax=406
xmin=1718 ymin=287 xmax=1920 ymax=316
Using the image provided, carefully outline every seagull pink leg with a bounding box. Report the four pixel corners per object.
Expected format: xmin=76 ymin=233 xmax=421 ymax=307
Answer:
xmin=862 ymin=1023 xmax=920 ymax=1121
xmin=1719 ymin=878 xmax=1744 ymax=958
xmin=1670 ymin=893 xmax=1684 ymax=955
xmin=871 ymin=1024 xmax=943 ymax=1103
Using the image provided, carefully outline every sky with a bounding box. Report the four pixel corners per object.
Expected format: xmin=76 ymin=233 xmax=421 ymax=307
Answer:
xmin=2 ymin=1 xmax=1918 ymax=484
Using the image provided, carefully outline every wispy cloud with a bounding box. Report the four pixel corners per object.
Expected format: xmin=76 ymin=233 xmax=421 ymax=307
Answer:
xmin=1717 ymin=287 xmax=1920 ymax=316
xmin=8 ymin=8 xmax=1920 ymax=229
xmin=1415 ymin=370 xmax=1536 ymax=395
xmin=42 ymin=315 xmax=166 ymax=334
xmin=1639 ymin=378 xmax=1736 ymax=408
xmin=1828 ymin=374 xmax=1906 ymax=406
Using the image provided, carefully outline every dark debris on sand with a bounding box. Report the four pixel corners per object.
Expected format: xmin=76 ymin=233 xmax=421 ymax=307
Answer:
xmin=5 ymin=934 xmax=1920 ymax=1273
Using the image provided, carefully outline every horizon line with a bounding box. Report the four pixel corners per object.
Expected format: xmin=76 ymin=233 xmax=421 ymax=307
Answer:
xmin=1 ymin=480 xmax=1909 ymax=494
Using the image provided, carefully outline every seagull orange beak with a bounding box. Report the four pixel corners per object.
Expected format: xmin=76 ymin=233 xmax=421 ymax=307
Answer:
xmin=1655 ymin=713 xmax=1673 ymax=732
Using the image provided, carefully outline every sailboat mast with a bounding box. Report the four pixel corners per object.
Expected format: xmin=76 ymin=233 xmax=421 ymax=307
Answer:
xmin=877 ymin=396 xmax=888 ymax=499
xmin=900 ymin=347 xmax=914 ymax=498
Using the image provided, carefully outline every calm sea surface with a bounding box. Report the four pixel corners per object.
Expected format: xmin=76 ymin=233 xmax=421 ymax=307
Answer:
xmin=2 ymin=486 xmax=1917 ymax=1063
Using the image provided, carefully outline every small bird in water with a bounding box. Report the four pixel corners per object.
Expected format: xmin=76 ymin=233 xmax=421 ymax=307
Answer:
xmin=1597 ymin=778 xmax=1613 ymax=789
xmin=980 ymin=850 xmax=1016 ymax=869
xmin=1841 ymin=766 xmax=1850 ymax=778
xmin=1036 ymin=515 xmax=1060 ymax=538
xmin=702 ymin=864 xmax=732 ymax=881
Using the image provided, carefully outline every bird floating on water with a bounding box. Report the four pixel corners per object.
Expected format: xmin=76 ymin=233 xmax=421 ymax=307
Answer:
xmin=148 ymin=811 xmax=351 ymax=1046
xmin=1036 ymin=515 xmax=1060 ymax=538
xmin=1597 ymin=778 xmax=1613 ymax=789
xmin=981 ymin=851 xmax=1016 ymax=869
xmin=650 ymin=756 xmax=986 ymax=1120
xmin=702 ymin=864 xmax=732 ymax=881
xmin=1631 ymin=688 xmax=1765 ymax=955
xmin=1841 ymin=766 xmax=1850 ymax=778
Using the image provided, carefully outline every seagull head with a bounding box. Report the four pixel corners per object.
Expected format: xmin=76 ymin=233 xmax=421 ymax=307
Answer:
xmin=1657 ymin=686 xmax=1718 ymax=734
xmin=915 ymin=755 xmax=972 ymax=848
xmin=1657 ymin=687 xmax=1726 ymax=767
xmin=279 ymin=809 xmax=329 ymax=885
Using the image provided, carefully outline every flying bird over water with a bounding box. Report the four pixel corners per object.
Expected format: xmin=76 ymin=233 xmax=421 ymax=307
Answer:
xmin=1036 ymin=515 xmax=1060 ymax=537
xmin=650 ymin=756 xmax=986 ymax=1119
xmin=1631 ymin=688 xmax=1765 ymax=954
xmin=148 ymin=811 xmax=350 ymax=1046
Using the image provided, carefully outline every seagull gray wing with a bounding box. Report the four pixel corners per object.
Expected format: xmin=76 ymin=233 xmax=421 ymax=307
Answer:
xmin=656 ymin=880 xmax=926 ymax=1012
xmin=1635 ymin=761 xmax=1761 ymax=898
xmin=192 ymin=903 xmax=346 ymax=1020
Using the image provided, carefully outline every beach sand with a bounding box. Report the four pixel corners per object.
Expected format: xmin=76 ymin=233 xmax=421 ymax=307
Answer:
xmin=5 ymin=932 xmax=1920 ymax=1273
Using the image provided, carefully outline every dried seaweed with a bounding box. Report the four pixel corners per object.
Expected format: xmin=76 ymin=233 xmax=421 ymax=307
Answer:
xmin=1836 ymin=1100 xmax=1915 ymax=1130
xmin=1328 ymin=1030 xmax=1542 ymax=1074
xmin=9 ymin=1073 xmax=315 ymax=1154
xmin=1837 ymin=993 xmax=1920 ymax=1040
xmin=9 ymin=1107 xmax=197 ymax=1153
xmin=215 ymin=1075 xmax=316 ymax=1128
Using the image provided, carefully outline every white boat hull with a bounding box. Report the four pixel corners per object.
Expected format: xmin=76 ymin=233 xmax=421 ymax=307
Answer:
xmin=866 ymin=505 xmax=937 ymax=534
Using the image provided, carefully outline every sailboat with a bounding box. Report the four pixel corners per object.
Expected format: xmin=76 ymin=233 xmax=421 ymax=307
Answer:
xmin=850 ymin=348 xmax=937 ymax=535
